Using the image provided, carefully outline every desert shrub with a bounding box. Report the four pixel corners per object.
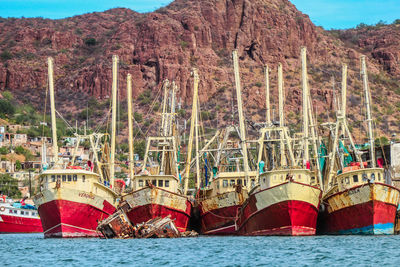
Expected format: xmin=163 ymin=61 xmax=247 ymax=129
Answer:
xmin=84 ymin=37 xmax=97 ymax=46
xmin=134 ymin=112 xmax=143 ymax=123
xmin=0 ymin=99 xmax=15 ymax=118
xmin=0 ymin=50 xmax=12 ymax=61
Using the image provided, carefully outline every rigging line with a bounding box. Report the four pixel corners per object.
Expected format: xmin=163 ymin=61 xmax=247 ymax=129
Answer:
xmin=54 ymin=109 xmax=75 ymax=132
xmin=133 ymin=85 xmax=166 ymax=141
xmin=93 ymin=108 xmax=112 ymax=134
xmin=142 ymin=82 xmax=164 ymax=121
xmin=132 ymin=84 xmax=165 ymax=141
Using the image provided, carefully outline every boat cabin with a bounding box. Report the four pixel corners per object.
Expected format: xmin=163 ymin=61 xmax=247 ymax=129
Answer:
xmin=39 ymin=169 xmax=102 ymax=189
xmin=259 ymin=169 xmax=316 ymax=190
xmin=135 ymin=175 xmax=180 ymax=193
xmin=207 ymin=171 xmax=257 ymax=194
xmin=0 ymin=204 xmax=39 ymax=219
xmin=38 ymin=168 xmax=118 ymax=198
xmin=336 ymin=167 xmax=385 ymax=191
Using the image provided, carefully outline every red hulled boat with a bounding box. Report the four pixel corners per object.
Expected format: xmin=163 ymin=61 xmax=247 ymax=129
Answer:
xmin=319 ymin=168 xmax=400 ymax=235
xmin=34 ymin=169 xmax=117 ymax=238
xmin=122 ymin=80 xmax=191 ymax=232
xmin=0 ymin=199 xmax=42 ymax=233
xmin=197 ymin=173 xmax=250 ymax=235
xmin=195 ymin=52 xmax=254 ymax=235
xmin=33 ymin=56 xmax=119 ymax=238
xmin=195 ymin=127 xmax=253 ymax=235
xmin=123 ymin=181 xmax=191 ymax=232
xmin=236 ymin=170 xmax=322 ymax=236
xmin=318 ymin=56 xmax=400 ymax=235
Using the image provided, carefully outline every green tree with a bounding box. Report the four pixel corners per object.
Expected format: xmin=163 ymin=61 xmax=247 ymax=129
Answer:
xmin=134 ymin=112 xmax=143 ymax=123
xmin=375 ymin=136 xmax=390 ymax=146
xmin=115 ymin=172 xmax=127 ymax=179
xmin=84 ymin=37 xmax=97 ymax=46
xmin=14 ymin=146 xmax=25 ymax=155
xmin=0 ymin=174 xmax=22 ymax=198
xmin=15 ymin=160 xmax=22 ymax=171
xmin=2 ymin=91 xmax=13 ymax=101
xmin=118 ymin=153 xmax=128 ymax=161
xmin=0 ymin=146 xmax=8 ymax=155
xmin=356 ymin=23 xmax=368 ymax=29
xmin=134 ymin=140 xmax=146 ymax=160
xmin=0 ymin=50 xmax=13 ymax=61
xmin=375 ymin=20 xmax=387 ymax=27
xmin=0 ymin=99 xmax=15 ymax=118
xmin=118 ymin=143 xmax=129 ymax=153
xmin=14 ymin=146 xmax=33 ymax=161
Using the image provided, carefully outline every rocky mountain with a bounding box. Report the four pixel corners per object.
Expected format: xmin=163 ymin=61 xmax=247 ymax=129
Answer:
xmin=0 ymin=0 xmax=399 ymax=140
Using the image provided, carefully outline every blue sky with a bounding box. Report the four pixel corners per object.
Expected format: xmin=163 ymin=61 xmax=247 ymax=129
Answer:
xmin=291 ymin=0 xmax=400 ymax=29
xmin=0 ymin=0 xmax=399 ymax=29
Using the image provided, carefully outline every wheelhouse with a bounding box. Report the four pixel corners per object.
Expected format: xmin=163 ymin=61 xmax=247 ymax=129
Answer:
xmin=259 ymin=169 xmax=316 ymax=190
xmin=336 ymin=168 xmax=385 ymax=191
xmin=136 ymin=175 xmax=179 ymax=192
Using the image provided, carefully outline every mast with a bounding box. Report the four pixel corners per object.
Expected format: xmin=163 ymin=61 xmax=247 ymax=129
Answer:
xmin=184 ymin=68 xmax=200 ymax=195
xmin=264 ymin=65 xmax=271 ymax=125
xmin=161 ymin=80 xmax=170 ymax=136
xmin=301 ymin=47 xmax=310 ymax=164
xmin=110 ymin=55 xmax=119 ymax=187
xmin=47 ymin=57 xmax=58 ymax=164
xmin=278 ymin=63 xmax=284 ymax=127
xmin=127 ymin=74 xmax=135 ymax=187
xmin=232 ymin=50 xmax=250 ymax=187
xmin=341 ymin=63 xmax=363 ymax=166
xmin=195 ymin=95 xmax=201 ymax=188
xmin=278 ymin=63 xmax=286 ymax=166
xmin=341 ymin=64 xmax=347 ymax=118
xmin=170 ymin=82 xmax=177 ymax=136
xmin=361 ymin=55 xmax=376 ymax=168
xmin=307 ymin=83 xmax=323 ymax=187
xmin=160 ymin=81 xmax=170 ymax=173
xmin=327 ymin=64 xmax=364 ymax=188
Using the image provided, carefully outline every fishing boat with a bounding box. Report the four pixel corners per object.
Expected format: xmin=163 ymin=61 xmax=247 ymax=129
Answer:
xmin=33 ymin=56 xmax=119 ymax=238
xmin=318 ymin=57 xmax=400 ymax=235
xmin=0 ymin=198 xmax=42 ymax=233
xmin=122 ymin=80 xmax=192 ymax=232
xmin=189 ymin=63 xmax=254 ymax=235
xmin=235 ymin=48 xmax=323 ymax=236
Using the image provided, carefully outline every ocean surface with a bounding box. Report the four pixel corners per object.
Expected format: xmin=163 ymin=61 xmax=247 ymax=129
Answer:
xmin=2 ymin=234 xmax=400 ymax=266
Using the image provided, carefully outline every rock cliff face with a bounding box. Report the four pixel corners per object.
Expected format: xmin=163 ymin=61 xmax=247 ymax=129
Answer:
xmin=336 ymin=23 xmax=400 ymax=78
xmin=0 ymin=0 xmax=399 ymax=138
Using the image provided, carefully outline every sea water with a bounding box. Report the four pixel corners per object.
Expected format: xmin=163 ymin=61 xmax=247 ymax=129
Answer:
xmin=1 ymin=234 xmax=400 ymax=266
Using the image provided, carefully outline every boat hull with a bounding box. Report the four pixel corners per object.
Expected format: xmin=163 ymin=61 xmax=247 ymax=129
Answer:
xmin=0 ymin=214 xmax=42 ymax=233
xmin=38 ymin=199 xmax=114 ymax=238
xmin=123 ymin=187 xmax=191 ymax=232
xmin=319 ymin=183 xmax=400 ymax=235
xmin=34 ymin=184 xmax=116 ymax=238
xmin=236 ymin=181 xmax=322 ymax=236
xmin=199 ymin=190 xmax=247 ymax=235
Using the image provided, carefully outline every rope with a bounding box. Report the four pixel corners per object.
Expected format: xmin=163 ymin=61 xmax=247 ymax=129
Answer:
xmin=132 ymin=82 xmax=164 ymax=141
xmin=379 ymin=137 xmax=389 ymax=167
xmin=55 ymin=109 xmax=75 ymax=132
xmin=93 ymin=108 xmax=112 ymax=134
